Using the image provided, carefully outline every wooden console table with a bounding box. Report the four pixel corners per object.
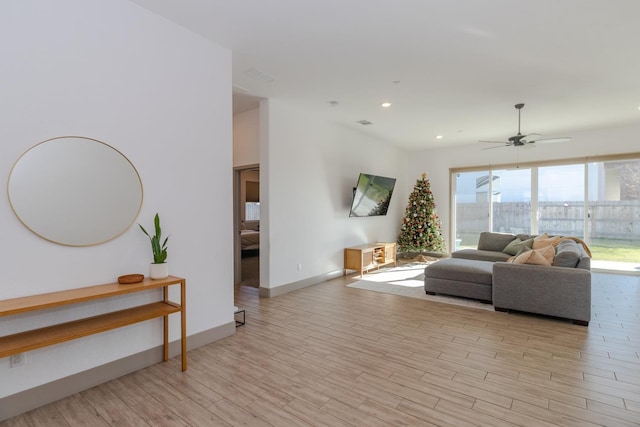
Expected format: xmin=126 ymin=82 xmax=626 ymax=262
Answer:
xmin=344 ymin=242 xmax=396 ymax=277
xmin=0 ymin=275 xmax=187 ymax=371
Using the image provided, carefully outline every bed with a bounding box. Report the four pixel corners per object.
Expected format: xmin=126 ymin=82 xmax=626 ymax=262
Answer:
xmin=241 ymin=229 xmax=260 ymax=251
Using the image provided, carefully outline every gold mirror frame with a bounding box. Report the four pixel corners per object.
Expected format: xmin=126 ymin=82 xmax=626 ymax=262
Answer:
xmin=8 ymin=136 xmax=143 ymax=246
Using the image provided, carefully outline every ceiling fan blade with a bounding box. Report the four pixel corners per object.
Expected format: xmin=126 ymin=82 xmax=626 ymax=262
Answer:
xmin=480 ymin=104 xmax=572 ymax=150
xmin=482 ymin=143 xmax=513 ymax=150
xmin=534 ymin=136 xmax=571 ymax=144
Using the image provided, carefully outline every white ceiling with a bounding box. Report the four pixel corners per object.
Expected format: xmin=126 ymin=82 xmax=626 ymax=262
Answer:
xmin=131 ymin=0 xmax=640 ymax=151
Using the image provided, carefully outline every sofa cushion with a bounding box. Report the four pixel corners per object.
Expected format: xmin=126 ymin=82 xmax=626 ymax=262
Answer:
xmin=452 ymin=249 xmax=512 ymax=262
xmin=513 ymin=245 xmax=554 ymax=266
xmin=425 ymin=258 xmax=494 ymax=285
xmin=503 ymin=237 xmax=535 ymax=255
xmin=477 ymin=232 xmax=516 ymax=252
xmin=552 ymin=239 xmax=582 ymax=268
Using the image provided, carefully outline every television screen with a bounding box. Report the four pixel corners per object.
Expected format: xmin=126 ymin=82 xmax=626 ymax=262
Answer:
xmin=349 ymin=173 xmax=396 ymax=217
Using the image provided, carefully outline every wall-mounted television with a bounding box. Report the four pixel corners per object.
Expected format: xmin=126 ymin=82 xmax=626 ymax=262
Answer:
xmin=349 ymin=173 xmax=397 ymax=217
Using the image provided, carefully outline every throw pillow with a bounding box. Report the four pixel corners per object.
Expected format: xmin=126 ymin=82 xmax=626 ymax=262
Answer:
xmin=506 ymin=246 xmax=531 ymax=263
xmin=533 ymin=233 xmax=561 ymax=249
xmin=513 ymin=246 xmax=553 ymax=266
xmin=502 ymin=237 xmax=535 ymax=255
xmin=538 ymin=244 xmax=555 ymax=264
xmin=507 ymin=246 xmax=531 ymax=262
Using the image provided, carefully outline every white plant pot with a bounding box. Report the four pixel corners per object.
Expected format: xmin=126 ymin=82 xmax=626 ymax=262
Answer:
xmin=149 ymin=262 xmax=169 ymax=280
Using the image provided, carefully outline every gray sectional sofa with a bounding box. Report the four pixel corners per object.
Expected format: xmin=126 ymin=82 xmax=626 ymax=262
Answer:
xmin=424 ymin=232 xmax=591 ymax=325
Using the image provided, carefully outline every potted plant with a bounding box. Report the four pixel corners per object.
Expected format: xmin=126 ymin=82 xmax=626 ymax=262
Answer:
xmin=139 ymin=213 xmax=169 ymax=279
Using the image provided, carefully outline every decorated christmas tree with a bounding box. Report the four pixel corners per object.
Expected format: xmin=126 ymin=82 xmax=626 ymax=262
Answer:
xmin=397 ymin=173 xmax=446 ymax=254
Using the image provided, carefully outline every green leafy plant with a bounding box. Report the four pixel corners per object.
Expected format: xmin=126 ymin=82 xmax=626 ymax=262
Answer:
xmin=139 ymin=213 xmax=168 ymax=264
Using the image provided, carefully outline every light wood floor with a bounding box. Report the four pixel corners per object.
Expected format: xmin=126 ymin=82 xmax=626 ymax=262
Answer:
xmin=2 ymin=271 xmax=639 ymax=426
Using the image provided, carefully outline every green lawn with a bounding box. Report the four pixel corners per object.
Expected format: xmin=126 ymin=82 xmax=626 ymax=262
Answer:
xmin=589 ymin=239 xmax=640 ymax=262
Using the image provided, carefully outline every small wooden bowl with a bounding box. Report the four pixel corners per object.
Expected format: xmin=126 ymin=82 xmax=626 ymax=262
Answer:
xmin=118 ymin=274 xmax=144 ymax=284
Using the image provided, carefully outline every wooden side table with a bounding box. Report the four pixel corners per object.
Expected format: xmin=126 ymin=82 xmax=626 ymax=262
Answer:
xmin=344 ymin=242 xmax=396 ymax=277
xmin=0 ymin=275 xmax=187 ymax=371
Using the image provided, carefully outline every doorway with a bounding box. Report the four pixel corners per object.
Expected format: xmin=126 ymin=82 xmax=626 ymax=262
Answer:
xmin=234 ymin=166 xmax=260 ymax=288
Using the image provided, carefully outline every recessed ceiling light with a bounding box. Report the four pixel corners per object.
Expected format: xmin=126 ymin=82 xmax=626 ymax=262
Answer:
xmin=436 ymin=135 xmax=443 ymax=139
xmin=381 ymin=102 xmax=392 ymax=108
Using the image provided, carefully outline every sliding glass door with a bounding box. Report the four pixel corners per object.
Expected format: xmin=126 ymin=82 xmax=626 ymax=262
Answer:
xmin=454 ymin=168 xmax=532 ymax=249
xmin=453 ymin=171 xmax=490 ymax=250
xmin=451 ymin=155 xmax=640 ymax=264
xmin=538 ymin=164 xmax=585 ymax=239
xmin=491 ymin=168 xmax=532 ymax=235
xmin=586 ymin=159 xmax=640 ymax=262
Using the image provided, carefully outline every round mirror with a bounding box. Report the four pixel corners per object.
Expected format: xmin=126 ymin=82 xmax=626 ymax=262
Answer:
xmin=8 ymin=136 xmax=143 ymax=246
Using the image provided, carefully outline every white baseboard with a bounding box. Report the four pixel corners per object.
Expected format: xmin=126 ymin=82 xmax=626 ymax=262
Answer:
xmin=0 ymin=321 xmax=235 ymax=422
xmin=259 ymin=270 xmax=343 ymax=297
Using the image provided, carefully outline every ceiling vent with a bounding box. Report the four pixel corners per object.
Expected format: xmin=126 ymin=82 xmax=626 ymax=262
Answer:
xmin=244 ymin=67 xmax=277 ymax=83
xmin=357 ymin=120 xmax=373 ymax=125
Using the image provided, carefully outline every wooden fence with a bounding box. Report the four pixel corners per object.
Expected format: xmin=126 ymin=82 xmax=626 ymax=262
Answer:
xmin=456 ymin=201 xmax=640 ymax=239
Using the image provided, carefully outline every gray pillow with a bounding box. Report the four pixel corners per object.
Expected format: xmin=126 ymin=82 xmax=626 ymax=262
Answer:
xmin=477 ymin=232 xmax=516 ymax=252
xmin=552 ymin=239 xmax=581 ymax=268
xmin=516 ymin=233 xmax=536 ymax=241
xmin=502 ymin=237 xmax=534 ymax=255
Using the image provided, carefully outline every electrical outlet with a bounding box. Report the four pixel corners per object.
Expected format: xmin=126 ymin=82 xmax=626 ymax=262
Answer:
xmin=10 ymin=353 xmax=25 ymax=368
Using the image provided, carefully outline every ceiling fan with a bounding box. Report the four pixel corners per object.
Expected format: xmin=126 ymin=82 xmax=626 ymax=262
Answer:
xmin=480 ymin=103 xmax=571 ymax=149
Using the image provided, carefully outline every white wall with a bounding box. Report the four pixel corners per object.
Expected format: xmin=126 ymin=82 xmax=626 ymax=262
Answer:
xmin=0 ymin=0 xmax=232 ymax=399
xmin=261 ymin=100 xmax=409 ymax=289
xmin=408 ymin=123 xmax=640 ymax=248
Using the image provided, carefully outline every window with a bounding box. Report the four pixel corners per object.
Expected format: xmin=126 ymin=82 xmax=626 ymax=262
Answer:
xmin=491 ymin=168 xmax=532 ymax=235
xmin=453 ymin=171 xmax=490 ymax=250
xmin=538 ymin=164 xmax=585 ymax=239
xmin=245 ymin=202 xmax=260 ymax=221
xmin=587 ymin=159 xmax=640 ymax=262
xmin=451 ymin=154 xmax=640 ymax=263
